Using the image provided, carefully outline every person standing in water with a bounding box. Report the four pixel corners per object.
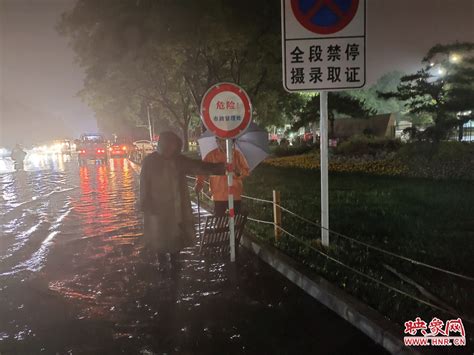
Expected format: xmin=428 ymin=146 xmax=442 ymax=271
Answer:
xmin=139 ymin=131 xmax=225 ymax=271
xmin=11 ymin=144 xmax=27 ymax=170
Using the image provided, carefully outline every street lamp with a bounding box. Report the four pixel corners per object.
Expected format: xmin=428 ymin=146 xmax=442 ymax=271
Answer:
xmin=449 ymin=53 xmax=461 ymax=64
xmin=146 ymin=104 xmax=153 ymax=142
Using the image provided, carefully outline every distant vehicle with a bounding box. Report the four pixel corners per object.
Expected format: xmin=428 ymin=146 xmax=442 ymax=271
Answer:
xmin=77 ymin=134 xmax=108 ymax=164
xmin=109 ymin=143 xmax=130 ymax=158
xmin=133 ymin=140 xmax=155 ymax=154
xmin=61 ymin=140 xmax=72 ymax=154
xmin=44 ymin=139 xmax=73 ymax=155
xmin=109 ymin=137 xmax=133 ymax=158
xmin=131 ymin=140 xmax=155 ymax=163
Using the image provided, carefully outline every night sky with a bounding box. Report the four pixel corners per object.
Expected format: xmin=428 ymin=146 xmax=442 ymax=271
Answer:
xmin=0 ymin=0 xmax=473 ymax=146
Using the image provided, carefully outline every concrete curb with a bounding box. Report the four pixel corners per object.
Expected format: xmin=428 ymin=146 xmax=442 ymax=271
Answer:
xmin=241 ymin=233 xmax=420 ymax=355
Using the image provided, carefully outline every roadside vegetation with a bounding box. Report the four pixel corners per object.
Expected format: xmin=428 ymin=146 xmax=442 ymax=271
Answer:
xmin=243 ymin=162 xmax=474 ymax=334
xmin=267 ymin=137 xmax=474 ymax=180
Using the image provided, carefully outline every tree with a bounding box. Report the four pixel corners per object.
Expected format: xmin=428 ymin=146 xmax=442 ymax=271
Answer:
xmin=293 ymin=93 xmax=375 ymax=139
xmin=345 ymin=71 xmax=405 ymax=116
xmin=379 ymin=42 xmax=474 ymax=141
xmin=59 ymin=0 xmax=293 ymax=149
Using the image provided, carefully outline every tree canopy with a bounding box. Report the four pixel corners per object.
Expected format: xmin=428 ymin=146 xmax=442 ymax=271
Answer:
xmin=59 ymin=0 xmax=298 ymax=148
xmin=379 ymin=42 xmax=474 ymax=141
xmin=292 ymin=93 xmax=375 ymax=138
xmin=60 ymin=1 xmax=473 ymax=147
xmin=345 ymin=71 xmax=405 ymax=116
xmin=59 ymin=0 xmax=381 ymax=147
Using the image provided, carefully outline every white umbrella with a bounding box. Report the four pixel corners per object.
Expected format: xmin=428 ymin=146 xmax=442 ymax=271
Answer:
xmin=197 ymin=123 xmax=269 ymax=171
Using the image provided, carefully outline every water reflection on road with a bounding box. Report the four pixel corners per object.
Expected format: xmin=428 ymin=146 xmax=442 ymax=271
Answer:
xmin=1 ymin=156 xmax=140 ymax=276
xmin=0 ymin=156 xmax=148 ymax=352
xmin=0 ymin=155 xmax=385 ymax=354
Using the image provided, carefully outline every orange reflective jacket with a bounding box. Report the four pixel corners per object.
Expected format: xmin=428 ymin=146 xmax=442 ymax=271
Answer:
xmin=196 ymin=148 xmax=249 ymax=201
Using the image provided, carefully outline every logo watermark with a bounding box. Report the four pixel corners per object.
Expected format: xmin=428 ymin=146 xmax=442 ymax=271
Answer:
xmin=404 ymin=317 xmax=466 ymax=347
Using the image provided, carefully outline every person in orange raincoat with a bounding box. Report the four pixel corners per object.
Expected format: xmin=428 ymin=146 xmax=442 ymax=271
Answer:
xmin=195 ymin=137 xmax=250 ymax=217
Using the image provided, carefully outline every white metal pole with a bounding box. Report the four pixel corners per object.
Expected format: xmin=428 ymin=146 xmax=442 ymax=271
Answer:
xmin=226 ymin=139 xmax=236 ymax=262
xmin=147 ymin=104 xmax=153 ymax=142
xmin=320 ymin=91 xmax=329 ymax=247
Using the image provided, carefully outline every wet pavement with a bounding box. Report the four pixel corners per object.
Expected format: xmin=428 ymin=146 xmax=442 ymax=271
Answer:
xmin=0 ymin=155 xmax=387 ymax=354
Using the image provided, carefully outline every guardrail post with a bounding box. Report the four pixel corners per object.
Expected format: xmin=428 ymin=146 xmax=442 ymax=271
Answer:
xmin=273 ymin=190 xmax=282 ymax=242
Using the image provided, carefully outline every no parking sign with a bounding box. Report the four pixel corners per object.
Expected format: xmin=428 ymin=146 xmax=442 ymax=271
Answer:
xmin=282 ymin=0 xmax=366 ymax=91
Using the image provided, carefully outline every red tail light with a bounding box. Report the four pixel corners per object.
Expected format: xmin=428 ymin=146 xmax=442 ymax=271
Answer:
xmin=97 ymin=149 xmax=105 ymax=154
xmin=122 ymin=146 xmax=127 ymax=151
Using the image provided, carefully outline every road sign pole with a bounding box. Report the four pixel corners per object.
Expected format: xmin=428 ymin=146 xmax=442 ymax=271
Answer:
xmin=320 ymin=91 xmax=329 ymax=247
xmin=226 ymin=139 xmax=236 ymax=262
xmin=147 ymin=104 xmax=153 ymax=142
xmin=282 ymin=0 xmax=366 ymax=246
xmin=200 ymin=82 xmax=253 ymax=263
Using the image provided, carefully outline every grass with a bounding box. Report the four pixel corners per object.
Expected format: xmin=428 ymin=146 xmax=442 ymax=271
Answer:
xmin=242 ymin=164 xmax=474 ymax=333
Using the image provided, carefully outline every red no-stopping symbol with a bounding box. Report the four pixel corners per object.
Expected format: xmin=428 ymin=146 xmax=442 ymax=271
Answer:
xmin=291 ymin=0 xmax=359 ymax=34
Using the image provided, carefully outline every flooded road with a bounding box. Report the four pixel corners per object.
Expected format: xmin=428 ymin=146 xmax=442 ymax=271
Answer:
xmin=0 ymin=155 xmax=386 ymax=354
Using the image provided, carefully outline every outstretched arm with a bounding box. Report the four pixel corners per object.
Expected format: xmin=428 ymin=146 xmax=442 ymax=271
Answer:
xmin=182 ymin=155 xmax=225 ymax=177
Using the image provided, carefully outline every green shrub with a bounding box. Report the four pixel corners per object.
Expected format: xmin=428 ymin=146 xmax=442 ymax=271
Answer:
xmin=335 ymin=135 xmax=402 ymax=156
xmin=267 ymin=141 xmax=474 ymax=180
xmin=244 ymin=165 xmax=474 ymax=329
xmin=397 ymin=141 xmax=474 ymax=179
xmin=399 ymin=141 xmax=474 ymax=161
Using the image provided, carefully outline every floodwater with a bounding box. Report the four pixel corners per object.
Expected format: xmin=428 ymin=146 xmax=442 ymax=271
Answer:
xmin=0 ymin=154 xmax=386 ymax=354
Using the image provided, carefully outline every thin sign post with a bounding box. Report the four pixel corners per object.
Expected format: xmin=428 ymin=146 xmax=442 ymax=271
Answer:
xmin=320 ymin=91 xmax=329 ymax=246
xmin=226 ymin=139 xmax=236 ymax=261
xmin=282 ymin=0 xmax=366 ymax=246
xmin=200 ymin=83 xmax=252 ymax=262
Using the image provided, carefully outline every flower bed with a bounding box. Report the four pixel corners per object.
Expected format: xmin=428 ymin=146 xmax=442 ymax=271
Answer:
xmin=265 ymin=142 xmax=474 ymax=180
xmin=266 ymin=153 xmax=408 ymax=177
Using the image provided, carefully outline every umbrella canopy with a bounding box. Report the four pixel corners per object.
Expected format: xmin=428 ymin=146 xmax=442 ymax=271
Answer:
xmin=197 ymin=123 xmax=269 ymax=171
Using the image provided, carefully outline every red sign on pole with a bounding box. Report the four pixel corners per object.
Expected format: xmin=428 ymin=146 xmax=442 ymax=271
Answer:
xmin=200 ymin=83 xmax=252 ymax=139
xmin=200 ymin=83 xmax=252 ymax=262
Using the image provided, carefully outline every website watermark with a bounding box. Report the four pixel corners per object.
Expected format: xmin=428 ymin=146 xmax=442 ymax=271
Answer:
xmin=404 ymin=317 xmax=466 ymax=347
